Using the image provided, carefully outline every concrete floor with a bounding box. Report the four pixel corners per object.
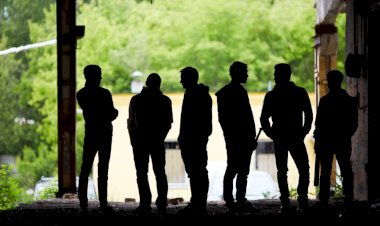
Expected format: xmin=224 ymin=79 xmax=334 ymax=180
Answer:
xmin=1 ymin=198 xmax=379 ymax=225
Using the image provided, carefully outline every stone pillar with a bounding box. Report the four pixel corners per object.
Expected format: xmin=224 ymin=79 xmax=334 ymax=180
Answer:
xmin=345 ymin=0 xmax=369 ymax=201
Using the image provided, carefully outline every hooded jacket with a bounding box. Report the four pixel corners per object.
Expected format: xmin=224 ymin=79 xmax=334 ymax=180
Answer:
xmin=314 ymin=88 xmax=358 ymax=150
xmin=216 ymin=82 xmax=256 ymax=149
xmin=260 ymin=81 xmax=313 ymax=141
xmin=77 ymin=84 xmax=118 ymax=131
xmin=128 ymin=87 xmax=173 ymax=142
xmin=178 ymin=83 xmax=212 ymax=143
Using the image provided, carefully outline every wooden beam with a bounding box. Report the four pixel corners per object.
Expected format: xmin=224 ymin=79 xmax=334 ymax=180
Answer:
xmin=56 ymin=0 xmax=77 ymax=197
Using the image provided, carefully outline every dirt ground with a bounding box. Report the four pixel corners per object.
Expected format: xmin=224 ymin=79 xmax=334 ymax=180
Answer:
xmin=1 ymin=198 xmax=379 ymax=226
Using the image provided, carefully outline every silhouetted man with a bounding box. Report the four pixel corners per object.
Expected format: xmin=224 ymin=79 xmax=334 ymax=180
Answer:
xmin=178 ymin=66 xmax=212 ymax=215
xmin=260 ymin=63 xmax=312 ymax=213
xmin=77 ymin=64 xmax=119 ymax=213
xmin=216 ymin=61 xmax=257 ymax=213
xmin=314 ymin=70 xmax=357 ymax=209
xmin=128 ymin=73 xmax=173 ymax=215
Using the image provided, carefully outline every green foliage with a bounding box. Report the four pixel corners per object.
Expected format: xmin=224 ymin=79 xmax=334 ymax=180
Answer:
xmin=333 ymin=175 xmax=344 ymax=200
xmin=16 ymin=147 xmax=57 ymax=189
xmin=0 ymin=0 xmax=56 ymax=47
xmin=34 ymin=179 xmax=58 ymax=201
xmin=289 ymin=187 xmax=298 ymax=199
xmin=0 ymin=0 xmax=51 ymax=155
xmin=76 ymin=115 xmax=85 ymax=173
xmin=262 ymin=190 xmax=277 ymax=199
xmin=73 ymin=0 xmax=321 ymax=93
xmin=0 ymin=40 xmax=40 ymax=155
xmin=14 ymin=4 xmax=84 ymax=187
xmin=0 ymin=164 xmax=23 ymax=210
xmin=0 ymin=40 xmax=21 ymax=155
xmin=314 ymin=174 xmax=345 ymax=200
xmin=335 ymin=13 xmax=347 ymax=88
xmin=1 ymin=0 xmax=347 ymax=196
xmin=13 ymin=4 xmax=58 ymax=188
xmin=35 ymin=185 xmax=58 ymax=200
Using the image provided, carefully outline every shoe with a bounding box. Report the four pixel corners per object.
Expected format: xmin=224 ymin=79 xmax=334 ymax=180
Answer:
xmin=280 ymin=205 xmax=291 ymax=214
xmin=133 ymin=205 xmax=152 ymax=216
xmin=316 ymin=200 xmax=329 ymax=209
xmin=100 ymin=204 xmax=116 ymax=214
xmin=79 ymin=207 xmax=88 ymax=214
xmin=225 ymin=202 xmax=236 ymax=215
xmin=225 ymin=201 xmax=236 ymax=214
xmin=344 ymin=199 xmax=353 ymax=210
xmin=297 ymin=206 xmax=306 ymax=214
xmin=236 ymin=200 xmax=256 ymax=213
xmin=279 ymin=200 xmax=291 ymax=214
xmin=79 ymin=201 xmax=88 ymax=214
xmin=157 ymin=206 xmax=167 ymax=215
xmin=279 ymin=199 xmax=291 ymax=214
xmin=297 ymin=198 xmax=308 ymax=213
xmin=80 ymin=201 xmax=88 ymax=209
xmin=178 ymin=204 xmax=207 ymax=216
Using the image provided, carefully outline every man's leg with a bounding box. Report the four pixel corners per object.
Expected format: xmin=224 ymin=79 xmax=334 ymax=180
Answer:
xmin=79 ymin=133 xmax=97 ymax=211
xmin=151 ymin=143 xmax=168 ymax=211
xmin=132 ymin=145 xmax=152 ymax=211
xmin=273 ymin=141 xmax=290 ymax=212
xmin=98 ymin=132 xmax=112 ymax=210
xmin=224 ymin=146 xmax=238 ymax=208
xmin=319 ymin=151 xmax=334 ymax=205
xmin=337 ymin=150 xmax=354 ymax=208
xmin=290 ymin=141 xmax=310 ymax=210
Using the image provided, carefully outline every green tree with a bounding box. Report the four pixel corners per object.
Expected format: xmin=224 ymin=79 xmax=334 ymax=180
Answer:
xmin=0 ymin=0 xmax=55 ymax=156
xmin=13 ymin=0 xmax=347 ymax=191
xmin=0 ymin=0 xmax=56 ymax=62
xmin=16 ymin=4 xmax=85 ymax=188
xmin=74 ymin=0 xmax=320 ymax=93
xmin=15 ymin=4 xmax=59 ymax=188
xmin=0 ymin=40 xmax=40 ymax=155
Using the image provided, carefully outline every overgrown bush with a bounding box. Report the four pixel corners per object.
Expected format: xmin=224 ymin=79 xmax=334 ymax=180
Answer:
xmin=314 ymin=174 xmax=345 ymax=200
xmin=333 ymin=174 xmax=344 ymax=199
xmin=34 ymin=179 xmax=58 ymax=200
xmin=0 ymin=164 xmax=23 ymax=210
xmin=289 ymin=188 xmax=298 ymax=199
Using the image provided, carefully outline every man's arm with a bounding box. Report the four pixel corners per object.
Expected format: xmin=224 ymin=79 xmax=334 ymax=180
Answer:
xmin=205 ymin=94 xmax=213 ymax=136
xmin=106 ymin=90 xmax=118 ymax=121
xmin=161 ymin=96 xmax=173 ymax=140
xmin=127 ymin=97 xmax=136 ymax=132
xmin=313 ymin=99 xmax=324 ymax=186
xmin=260 ymin=94 xmax=273 ymax=139
xmin=302 ymin=89 xmax=313 ymax=135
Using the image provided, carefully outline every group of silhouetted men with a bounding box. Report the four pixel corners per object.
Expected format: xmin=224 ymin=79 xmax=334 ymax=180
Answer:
xmin=76 ymin=62 xmax=358 ymax=216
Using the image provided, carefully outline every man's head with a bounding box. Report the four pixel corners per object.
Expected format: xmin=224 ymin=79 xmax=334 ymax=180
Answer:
xmin=327 ymin=70 xmax=344 ymax=91
xmin=229 ymin=61 xmax=248 ymax=83
xmin=146 ymin=73 xmax=161 ymax=90
xmin=274 ymin=63 xmax=291 ymax=85
xmin=180 ymin=66 xmax=198 ymax=89
xmin=84 ymin=64 xmax=102 ymax=82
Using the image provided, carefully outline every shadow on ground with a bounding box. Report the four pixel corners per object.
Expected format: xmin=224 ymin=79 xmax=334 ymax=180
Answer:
xmin=1 ymin=199 xmax=379 ymax=225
